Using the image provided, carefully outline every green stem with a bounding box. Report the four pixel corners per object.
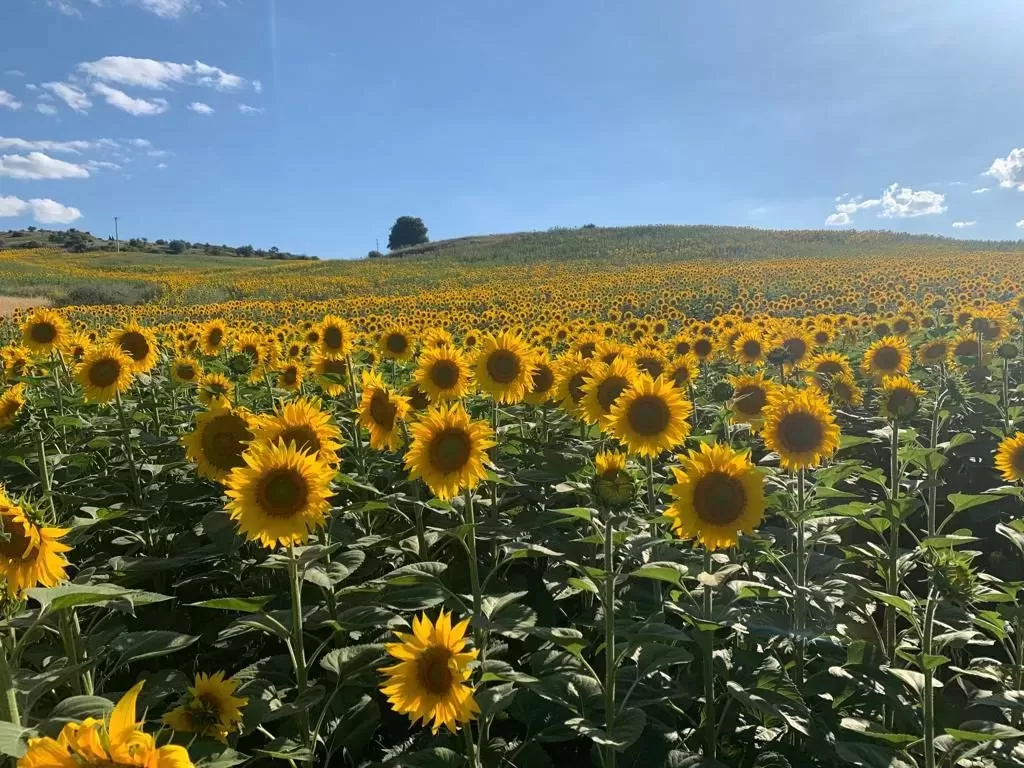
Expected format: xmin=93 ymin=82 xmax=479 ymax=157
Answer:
xmin=885 ymin=420 xmax=900 ymax=665
xmin=794 ymin=468 xmax=807 ymax=688
xmin=463 ymin=489 xmax=486 ymax=760
xmin=0 ymin=635 xmax=20 ymax=725
xmin=463 ymin=725 xmax=481 ymax=768
xmin=603 ymin=511 xmax=616 ymax=768
xmin=59 ymin=610 xmax=93 ymax=695
xmin=288 ymin=543 xmax=312 ymax=759
xmin=645 ymin=456 xmax=663 ymax=611
xmin=922 ymin=592 xmax=937 ymax=768
xmin=1003 ymin=357 xmax=1012 ymax=435
xmin=702 ymin=547 xmax=716 ymax=760
xmin=114 ymin=390 xmax=143 ymax=507
xmin=1013 ymin=617 xmax=1023 ymax=727
xmin=35 ymin=426 xmax=56 ymax=519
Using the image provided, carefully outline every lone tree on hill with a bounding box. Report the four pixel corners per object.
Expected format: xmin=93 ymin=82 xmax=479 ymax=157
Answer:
xmin=388 ymin=216 xmax=429 ymax=250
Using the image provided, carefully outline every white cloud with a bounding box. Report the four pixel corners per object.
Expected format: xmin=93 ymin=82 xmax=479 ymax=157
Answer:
xmin=825 ymin=212 xmax=851 ymax=226
xmin=84 ymin=160 xmax=121 ymax=171
xmin=1018 ymin=220 xmax=1024 ymax=230
xmin=0 ymin=195 xmax=82 ymax=224
xmin=187 ymin=101 xmax=214 ymax=114
xmin=26 ymin=85 xmax=39 ymax=92
xmin=156 ymin=162 xmax=168 ymax=169
xmin=92 ymin=83 xmax=168 ymax=116
xmin=972 ymin=188 xmax=991 ymax=194
xmin=826 ymin=183 xmax=945 ymax=225
xmin=252 ymin=79 xmax=262 ymax=94
xmin=238 ymin=103 xmax=264 ymax=114
xmin=47 ymin=0 xmax=82 ymax=16
xmin=0 ymin=91 xmax=22 ymax=110
xmin=0 ymin=152 xmax=91 ymax=180
xmin=825 ymin=194 xmax=880 ymax=226
xmin=0 ymin=137 xmax=152 ymax=155
xmin=5 ymin=70 xmax=25 ymax=78
xmin=129 ymin=0 xmax=199 ymax=17
xmin=42 ymin=82 xmax=92 ymax=112
xmin=36 ymin=104 xmax=58 ymax=116
xmin=985 ymin=148 xmax=1024 ymax=191
xmin=78 ymin=56 xmax=246 ymax=91
xmin=952 ymin=221 xmax=976 ymax=229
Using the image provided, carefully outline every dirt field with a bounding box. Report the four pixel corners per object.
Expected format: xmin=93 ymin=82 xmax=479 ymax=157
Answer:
xmin=0 ymin=295 xmax=49 ymax=317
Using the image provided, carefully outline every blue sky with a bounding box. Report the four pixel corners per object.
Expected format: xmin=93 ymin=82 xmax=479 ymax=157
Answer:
xmin=2 ymin=0 xmax=1024 ymax=258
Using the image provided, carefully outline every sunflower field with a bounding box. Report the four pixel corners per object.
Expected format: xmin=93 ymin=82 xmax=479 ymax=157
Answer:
xmin=1 ymin=247 xmax=1024 ymax=768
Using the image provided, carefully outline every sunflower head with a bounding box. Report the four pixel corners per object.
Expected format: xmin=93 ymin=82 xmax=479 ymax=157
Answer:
xmin=22 ymin=308 xmax=68 ymax=354
xmin=201 ymin=319 xmax=228 ymax=356
xmin=74 ymin=345 xmax=135 ymax=403
xmin=404 ymin=402 xmax=495 ymax=501
xmin=171 ymin=357 xmax=202 ymax=386
xmin=727 ymin=371 xmax=776 ymax=430
xmin=828 ymin=372 xmax=864 ymax=408
xmin=580 ymin=356 xmax=639 ymax=425
xmin=878 ymin=375 xmax=926 ymax=420
xmin=164 ymin=672 xmax=248 ymax=743
xmin=473 ymin=331 xmax=537 ymax=405
xmin=319 ymin=315 xmax=354 ymax=359
xmin=762 ymin=387 xmax=841 ymax=471
xmin=380 ymin=327 xmax=415 ymax=361
xmin=0 ymin=384 xmax=27 ymax=430
xmin=276 ymin=361 xmax=305 ymax=392
xmin=591 ymin=451 xmax=634 ymax=508
xmin=254 ymin=397 xmax=343 ymax=465
xmin=358 ymin=370 xmax=412 ymax=451
xmin=0 ymin=488 xmax=71 ymax=597
xmin=197 ymin=372 xmax=233 ymax=407
xmin=524 ymin=351 xmax=556 ymax=405
xmin=665 ymin=442 xmax=765 ymax=551
xmin=415 ymin=344 xmax=473 ymax=403
xmin=379 ymin=611 xmax=480 ymax=734
xmin=109 ymin=322 xmax=160 ymax=373
xmin=604 ymin=374 xmax=693 ymax=458
xmin=995 ymin=432 xmax=1024 ymax=483
xmin=862 ymin=335 xmax=911 ymax=379
xmin=182 ymin=404 xmax=255 ymax=482
xmin=917 ymin=338 xmax=950 ymax=367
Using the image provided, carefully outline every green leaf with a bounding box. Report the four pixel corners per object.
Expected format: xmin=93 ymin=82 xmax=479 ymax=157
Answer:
xmin=320 ymin=644 xmax=387 ymax=680
xmin=552 ymin=506 xmax=595 ymax=522
xmin=948 ymin=493 xmax=997 ymax=514
xmin=26 ymin=583 xmax=171 ymax=613
xmin=945 ymin=721 xmax=1024 ymax=741
xmin=863 ymin=589 xmax=915 ymax=619
xmin=888 ymin=668 xmax=941 ymax=697
xmin=389 ymin=747 xmax=464 ymax=767
xmin=834 ymin=741 xmax=916 ymax=768
xmin=840 ymin=717 xmax=918 ymax=745
xmin=0 ymin=721 xmax=31 ymax=758
xmin=920 ymin=534 xmax=979 ymax=549
xmin=189 ymin=596 xmax=273 ymax=612
xmin=630 ymin=562 xmax=687 ymax=586
xmin=110 ymin=630 xmax=198 ymax=667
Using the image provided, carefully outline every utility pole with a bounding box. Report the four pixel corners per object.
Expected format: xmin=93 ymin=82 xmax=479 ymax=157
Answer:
xmin=114 ymin=216 xmax=120 ymax=254
xmin=376 ymin=237 xmax=380 ymax=252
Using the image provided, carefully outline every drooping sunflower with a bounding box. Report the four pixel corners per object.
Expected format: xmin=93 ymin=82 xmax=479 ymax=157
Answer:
xmin=404 ymin=402 xmax=495 ymax=501
xmin=18 ymin=682 xmax=194 ymax=768
xmin=473 ymin=331 xmax=537 ymax=405
xmin=60 ymin=331 xmax=91 ymax=363
xmin=665 ymin=442 xmax=765 ymax=551
xmin=224 ymin=439 xmax=334 ymax=548
xmin=878 ymin=375 xmax=926 ymax=420
xmin=314 ymin=354 xmax=349 ymax=397
xmin=276 ymin=361 xmax=305 ymax=392
xmin=829 ymin=372 xmax=864 ymax=408
xmin=182 ymin=404 xmax=254 ymax=482
xmin=580 ymin=357 xmax=639 ymax=425
xmin=200 ymin=319 xmax=229 ymax=356
xmin=604 ymin=374 xmax=693 ymax=458
xmin=379 ymin=611 xmax=480 ymax=734
xmin=164 ymin=672 xmax=248 ymax=743
xmin=0 ymin=489 xmax=71 ymax=597
xmin=74 ymin=345 xmax=135 ymax=403
xmin=862 ymin=335 xmax=911 ymax=379
xmin=415 ymin=344 xmax=473 ymax=402
xmin=727 ymin=371 xmax=777 ymax=431
xmin=197 ymin=372 xmax=233 ymax=407
xmin=319 ymin=314 xmax=354 ymax=359
xmin=253 ymin=397 xmax=343 ymax=465
xmin=917 ymin=338 xmax=950 ymax=367
xmin=358 ymin=370 xmax=412 ymax=451
xmin=109 ymin=321 xmax=160 ymax=374
xmin=2 ymin=345 xmax=31 ymax=380
xmin=994 ymin=432 xmax=1024 ymax=483
xmin=0 ymin=384 xmax=27 ymax=429
xmin=591 ymin=451 xmax=635 ymax=508
xmin=666 ymin=355 xmax=700 ymax=389
xmin=379 ymin=326 xmax=416 ymax=361
xmin=762 ymin=387 xmax=841 ymax=471
xmin=523 ymin=350 xmax=557 ymax=405
xmin=171 ymin=357 xmax=202 ymax=387
xmin=21 ymin=308 xmax=68 ymax=355
xmin=805 ymin=352 xmax=853 ymax=391
xmin=405 ymin=382 xmax=431 ymax=414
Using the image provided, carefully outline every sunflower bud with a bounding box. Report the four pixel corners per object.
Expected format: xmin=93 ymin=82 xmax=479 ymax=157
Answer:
xmin=930 ymin=549 xmax=979 ymax=605
xmin=592 ymin=451 xmax=635 ymax=509
xmin=997 ymin=342 xmax=1018 ymax=360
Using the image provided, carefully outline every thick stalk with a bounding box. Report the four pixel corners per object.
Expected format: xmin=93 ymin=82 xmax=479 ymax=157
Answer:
xmin=344 ymin=356 xmax=365 ymax=474
xmin=603 ymin=512 xmax=616 ymax=768
xmin=463 ymin=489 xmax=486 ymax=761
xmin=114 ymin=390 xmax=143 ymax=507
xmin=59 ymin=610 xmax=93 ymax=695
xmin=885 ymin=420 xmax=900 ymax=664
xmin=922 ymin=592 xmax=937 ymax=768
xmin=287 ymin=544 xmax=311 ymax=757
xmin=702 ymin=547 xmax=717 ymax=760
xmin=0 ymin=636 xmax=20 ymax=725
xmin=646 ymin=456 xmax=663 ymax=610
xmin=35 ymin=427 xmax=56 ymax=519
xmin=793 ymin=468 xmax=807 ymax=687
xmin=928 ymin=392 xmax=943 ymax=538
xmin=1003 ymin=358 xmax=1012 ymax=435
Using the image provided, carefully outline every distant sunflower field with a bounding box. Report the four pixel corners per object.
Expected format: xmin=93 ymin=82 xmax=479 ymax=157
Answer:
xmin=1 ymin=247 xmax=1024 ymax=767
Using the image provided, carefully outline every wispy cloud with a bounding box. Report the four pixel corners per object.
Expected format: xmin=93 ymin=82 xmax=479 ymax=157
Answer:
xmin=238 ymin=103 xmax=264 ymax=115
xmin=826 ymin=183 xmax=946 ymax=226
xmin=42 ymin=82 xmax=92 ymax=112
xmin=92 ymin=83 xmax=169 ymax=116
xmin=187 ymin=101 xmax=214 ymax=114
xmin=951 ymin=221 xmax=976 ymax=229
xmin=78 ymin=56 xmax=248 ymax=91
xmin=0 ymin=152 xmax=91 ymax=180
xmin=0 ymin=195 xmax=83 ymax=224
xmin=0 ymin=91 xmax=22 ymax=110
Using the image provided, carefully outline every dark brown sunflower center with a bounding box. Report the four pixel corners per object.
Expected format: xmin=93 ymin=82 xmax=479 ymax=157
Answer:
xmin=694 ymin=339 xmax=712 ymax=358
xmin=1012 ymin=445 xmax=1024 ymax=474
xmin=637 ymin=357 xmax=664 ymax=379
xmin=207 ymin=328 xmax=224 ymax=347
xmin=257 ymin=468 xmax=309 ymax=518
xmin=922 ymin=343 xmax=947 ymax=361
xmin=578 ymin=342 xmax=596 ymax=359
xmin=176 ymin=364 xmax=197 ymax=380
xmin=626 ymin=395 xmax=671 ymax=436
xmin=531 ymin=365 xmax=554 ymax=394
xmin=675 ymin=341 xmax=691 ymax=356
xmin=385 ymin=334 xmax=408 ymax=354
xmin=407 ymin=385 xmax=430 ymax=410
xmin=29 ymin=322 xmax=57 ymax=345
xmin=119 ymin=331 xmax=150 ymax=361
xmin=416 ymin=646 xmax=454 ymax=696
xmin=815 ymin=361 xmax=844 ymax=377
xmin=88 ymin=359 xmax=123 ymax=388
xmin=693 ymin=471 xmax=746 ymax=526
xmin=282 ymin=367 xmax=299 ymax=386
xmin=568 ymin=372 xmax=588 ymax=403
xmin=278 ymin=425 xmax=321 ymax=456
xmin=970 ymin=317 xmax=991 ymax=334
xmin=242 ymin=345 xmax=260 ymax=362
xmin=306 ymin=330 xmax=320 ymax=344
xmin=429 ymin=360 xmax=460 ymax=391
xmin=742 ymin=340 xmax=762 ymax=358
xmin=671 ymin=365 xmax=692 ymax=387
xmin=323 ymin=326 xmax=344 ymax=350
xmin=893 ymin=319 xmax=910 ymax=334
xmin=782 ymin=338 xmax=807 ymax=360
xmin=596 ymin=376 xmax=630 ymax=413
xmin=321 ymin=359 xmax=347 ymax=377
xmin=0 ymin=516 xmax=34 ymax=558
xmin=369 ymin=390 xmax=397 ymax=430
xmin=733 ymin=385 xmax=767 ymax=416
xmin=777 ymin=412 xmax=824 ymax=455
xmin=885 ymin=389 xmax=919 ymax=418
xmin=955 ymin=339 xmax=979 ymax=358
xmin=486 ymin=349 xmax=521 ymax=384
xmin=429 ymin=428 xmax=472 ymax=474
xmin=871 ymin=346 xmax=901 ymax=371
xmin=201 ymin=415 xmax=252 ymax=470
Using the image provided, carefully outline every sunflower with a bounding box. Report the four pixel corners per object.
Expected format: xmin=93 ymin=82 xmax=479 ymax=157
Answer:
xmin=182 ymin=405 xmax=254 ymax=482
xmin=604 ymin=374 xmax=693 ymax=458
xmin=21 ymin=308 xmax=68 ymax=355
xmin=164 ymin=672 xmax=247 ymax=743
xmin=224 ymin=439 xmax=334 ymax=548
xmin=109 ymin=321 xmax=160 ymax=373
xmin=74 ymin=345 xmax=135 ymax=403
xmin=523 ymin=350 xmax=557 ymax=405
xmin=732 ymin=330 xmax=765 ymax=366
xmin=60 ymin=332 xmax=91 ymax=363
xmin=829 ymin=372 xmax=864 ymax=408
xmin=423 ymin=328 xmax=455 ymax=349
xmin=0 ymin=384 xmax=26 ymax=429
xmin=171 ymin=357 xmax=202 ymax=386
xmin=762 ymin=388 xmax=841 ymax=471
xmin=319 ymin=314 xmax=354 ymax=359
xmin=358 ymin=370 xmax=412 ymax=451
xmin=878 ymin=375 xmax=926 ymax=420
xmin=862 ymin=335 xmax=911 ymax=379
xmin=404 ymin=402 xmax=495 ymax=501
xmin=591 ymin=451 xmax=634 ymax=508
xmin=379 ymin=326 xmax=415 ymax=361
xmin=692 ymin=335 xmax=715 ymax=362
xmin=314 ymin=354 xmax=349 ymax=397
xmin=917 ymin=338 xmax=950 ymax=367
xmin=379 ymin=611 xmax=480 ymax=734
xmin=0 ymin=489 xmax=71 ymax=597
xmin=727 ymin=371 xmax=777 ymax=431
xmin=580 ymin=357 xmax=638 ymax=425
xmin=995 ymin=432 xmax=1024 ymax=483
xmin=405 ymin=382 xmax=431 ymax=413
xmin=18 ymin=682 xmax=194 ymax=768
xmin=474 ymin=331 xmax=537 ymax=405
xmin=666 ymin=355 xmax=699 ymax=389
xmin=276 ymin=361 xmax=305 ymax=392
xmin=415 ymin=344 xmax=473 ymax=402
xmin=197 ymin=372 xmax=233 ymax=407
xmin=772 ymin=325 xmax=815 ymax=367
xmin=2 ymin=345 xmax=31 ymax=380
xmin=554 ymin=353 xmax=599 ymax=415
xmin=665 ymin=442 xmax=765 ymax=550
xmin=253 ymin=397 xmax=343 ymax=465
xmin=200 ymin=319 xmax=229 ymax=356
xmin=805 ymin=352 xmax=853 ymax=391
